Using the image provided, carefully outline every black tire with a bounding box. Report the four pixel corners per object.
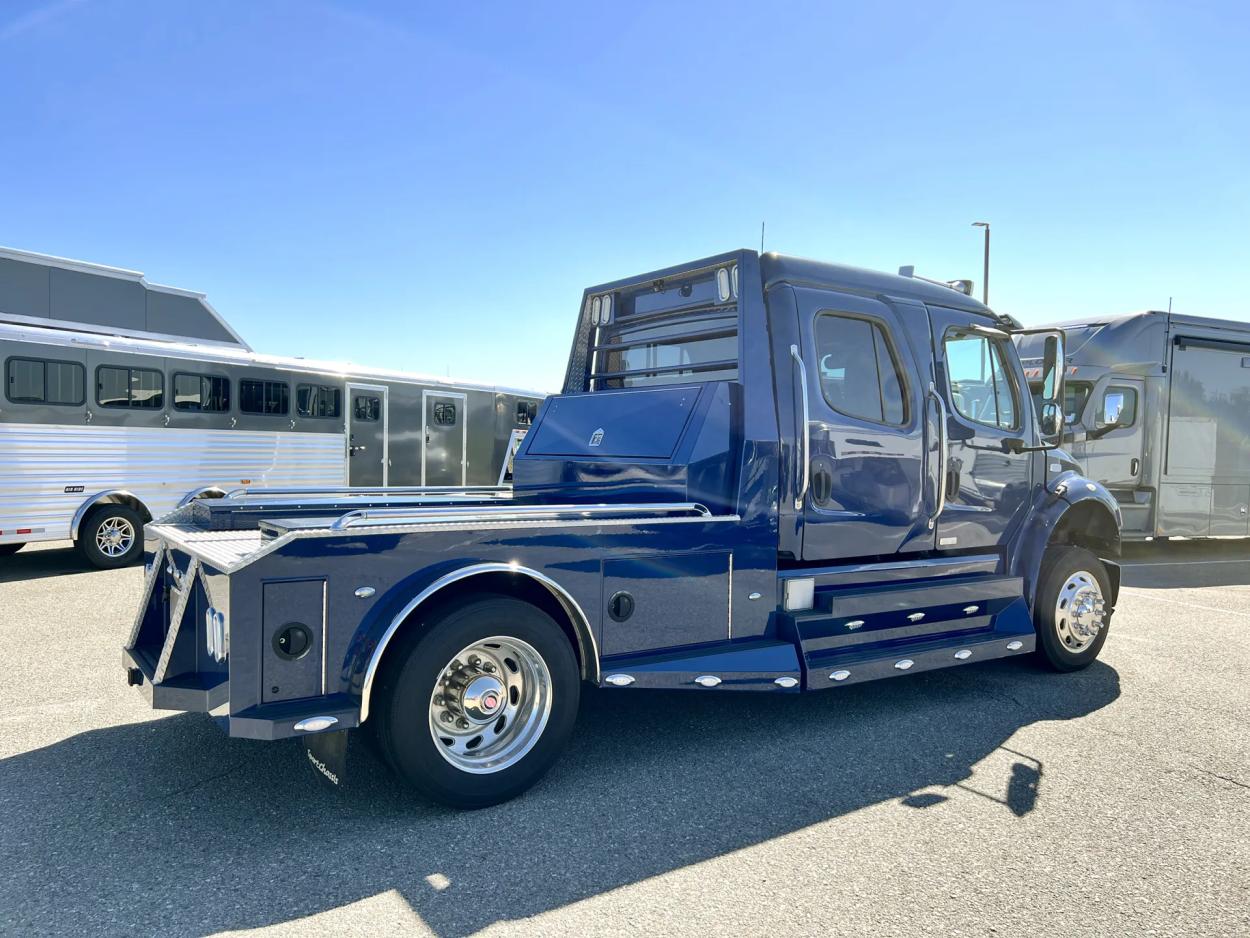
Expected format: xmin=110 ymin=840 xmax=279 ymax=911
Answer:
xmin=0 ymin=543 xmax=24 ymax=557
xmin=78 ymin=505 xmax=145 ymax=569
xmin=1035 ymin=545 xmax=1112 ymax=672
xmin=373 ymin=595 xmax=581 ymax=809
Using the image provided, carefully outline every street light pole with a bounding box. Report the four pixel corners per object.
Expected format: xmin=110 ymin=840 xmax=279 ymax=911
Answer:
xmin=972 ymin=222 xmax=990 ymax=305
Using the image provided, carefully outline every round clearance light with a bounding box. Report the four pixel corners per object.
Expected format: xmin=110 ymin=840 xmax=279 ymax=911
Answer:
xmin=273 ymin=623 xmax=312 ymax=660
xmin=716 ymin=267 xmax=731 ymax=303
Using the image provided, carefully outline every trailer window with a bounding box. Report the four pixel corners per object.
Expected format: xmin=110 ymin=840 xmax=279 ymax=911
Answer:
xmin=297 ymin=384 xmax=342 ymax=418
xmin=1029 ymin=381 xmax=1090 ymax=425
xmin=433 ymin=401 xmax=457 ymax=425
xmin=353 ymin=395 xmax=380 ymax=421
xmin=240 ymin=379 xmax=290 ymax=415
xmin=5 ymin=357 xmax=85 ymax=405
xmin=516 ymin=400 xmax=538 ymax=425
xmin=97 ymin=366 xmax=164 ymax=409
xmin=173 ymin=373 xmax=230 ymax=413
xmin=813 ymin=313 xmax=908 ymax=425
xmin=944 ymin=333 xmax=1019 ymax=431
xmin=1098 ymin=387 xmax=1137 ymax=428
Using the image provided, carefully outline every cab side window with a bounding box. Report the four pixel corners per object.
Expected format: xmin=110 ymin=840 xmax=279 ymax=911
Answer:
xmin=1098 ymin=387 xmax=1137 ymax=428
xmin=944 ymin=332 xmax=1019 ymax=431
xmin=813 ymin=313 xmax=908 ymax=426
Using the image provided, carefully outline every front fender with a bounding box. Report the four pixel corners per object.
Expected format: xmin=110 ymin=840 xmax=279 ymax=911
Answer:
xmin=1010 ymin=472 xmax=1122 ymax=613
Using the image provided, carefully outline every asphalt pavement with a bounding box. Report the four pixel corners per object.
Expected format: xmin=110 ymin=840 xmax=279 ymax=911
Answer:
xmin=0 ymin=539 xmax=1246 ymax=937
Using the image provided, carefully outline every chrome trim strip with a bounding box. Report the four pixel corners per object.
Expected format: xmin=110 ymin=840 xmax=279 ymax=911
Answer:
xmin=125 ymin=543 xmax=165 ymax=649
xmin=727 ymin=554 xmax=734 ymax=640
xmin=329 ymin=501 xmax=712 ymax=531
xmin=154 ymin=556 xmax=200 ymax=684
xmin=790 ymin=344 xmax=810 ymax=510
xmin=358 ymin=562 xmax=599 ymax=723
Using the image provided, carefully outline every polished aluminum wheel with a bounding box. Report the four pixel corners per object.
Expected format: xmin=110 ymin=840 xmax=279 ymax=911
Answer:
xmin=1054 ymin=570 xmax=1106 ymax=652
xmin=95 ymin=516 xmax=136 ymax=558
xmin=428 ymin=636 xmax=552 ymax=774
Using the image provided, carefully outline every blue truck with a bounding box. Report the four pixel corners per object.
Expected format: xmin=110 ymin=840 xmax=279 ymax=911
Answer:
xmin=124 ymin=250 xmax=1121 ymax=808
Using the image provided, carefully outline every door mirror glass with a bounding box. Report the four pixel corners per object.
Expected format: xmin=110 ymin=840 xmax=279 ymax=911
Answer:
xmin=1040 ymin=401 xmax=1063 ymax=437
xmin=1036 ymin=331 xmax=1065 ymax=441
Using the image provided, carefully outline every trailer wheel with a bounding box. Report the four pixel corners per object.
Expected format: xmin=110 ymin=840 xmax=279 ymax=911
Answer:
xmin=374 ymin=595 xmax=580 ymax=809
xmin=78 ymin=505 xmax=144 ymax=569
xmin=0 ymin=543 xmax=24 ymax=557
xmin=1035 ymin=545 xmax=1112 ymax=671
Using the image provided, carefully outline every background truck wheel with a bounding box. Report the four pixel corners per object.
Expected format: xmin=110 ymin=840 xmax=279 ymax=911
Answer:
xmin=78 ymin=505 xmax=144 ymax=569
xmin=1035 ymin=545 xmax=1112 ymax=671
xmin=373 ymin=595 xmax=580 ymax=809
xmin=0 ymin=543 xmax=25 ymax=557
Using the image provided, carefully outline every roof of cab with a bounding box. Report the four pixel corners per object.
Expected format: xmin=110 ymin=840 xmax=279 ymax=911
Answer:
xmin=760 ymin=252 xmax=995 ymax=316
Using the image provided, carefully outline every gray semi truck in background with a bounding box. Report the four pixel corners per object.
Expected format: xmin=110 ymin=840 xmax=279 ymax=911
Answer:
xmin=1020 ymin=311 xmax=1250 ymax=540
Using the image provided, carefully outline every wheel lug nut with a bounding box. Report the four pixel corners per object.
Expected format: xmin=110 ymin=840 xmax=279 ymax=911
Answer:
xmin=440 ymin=712 xmax=454 ymax=724
xmin=433 ymin=695 xmax=445 ymax=706
xmin=457 ymin=718 xmax=470 ymax=729
xmin=483 ymin=663 xmax=495 ymax=672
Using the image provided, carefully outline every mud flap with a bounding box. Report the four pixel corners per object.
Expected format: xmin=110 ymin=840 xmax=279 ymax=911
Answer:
xmin=303 ymin=729 xmax=350 ymax=790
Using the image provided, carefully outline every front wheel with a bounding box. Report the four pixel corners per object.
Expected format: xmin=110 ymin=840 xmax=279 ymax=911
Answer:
xmin=373 ymin=596 xmax=581 ymax=809
xmin=1035 ymin=545 xmax=1112 ymax=671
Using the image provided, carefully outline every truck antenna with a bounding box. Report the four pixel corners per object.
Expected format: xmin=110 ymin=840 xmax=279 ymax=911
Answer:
xmin=760 ymin=221 xmax=765 ymax=255
xmin=1168 ymin=297 xmax=1173 ymax=313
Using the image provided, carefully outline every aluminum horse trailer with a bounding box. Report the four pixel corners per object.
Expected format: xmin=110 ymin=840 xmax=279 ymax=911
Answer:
xmin=0 ymin=247 xmax=544 ymax=567
xmin=1019 ymin=311 xmax=1250 ymax=540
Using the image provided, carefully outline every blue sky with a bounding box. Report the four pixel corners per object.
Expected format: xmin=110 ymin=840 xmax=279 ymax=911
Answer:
xmin=2 ymin=1 xmax=1247 ymax=392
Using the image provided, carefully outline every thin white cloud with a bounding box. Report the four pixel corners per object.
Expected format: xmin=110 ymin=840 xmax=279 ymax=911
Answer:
xmin=0 ymin=0 xmax=87 ymax=42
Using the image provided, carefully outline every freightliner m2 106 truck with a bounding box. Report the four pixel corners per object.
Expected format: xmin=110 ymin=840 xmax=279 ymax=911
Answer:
xmin=123 ymin=251 xmax=1121 ymax=808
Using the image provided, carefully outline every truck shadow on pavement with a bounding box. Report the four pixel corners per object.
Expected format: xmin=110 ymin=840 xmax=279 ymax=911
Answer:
xmin=0 ymin=545 xmax=100 ymax=583
xmin=0 ymin=660 xmax=1119 ymax=936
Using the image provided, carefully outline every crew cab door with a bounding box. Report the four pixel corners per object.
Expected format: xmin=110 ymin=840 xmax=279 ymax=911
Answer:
xmin=792 ymin=287 xmax=934 ymax=561
xmin=930 ymin=307 xmax=1035 ymax=550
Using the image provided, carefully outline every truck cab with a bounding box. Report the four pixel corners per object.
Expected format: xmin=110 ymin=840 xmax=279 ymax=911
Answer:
xmin=124 ymin=250 xmax=1121 ymax=808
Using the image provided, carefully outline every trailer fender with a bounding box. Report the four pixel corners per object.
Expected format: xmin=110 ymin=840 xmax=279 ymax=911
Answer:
xmin=70 ymin=490 xmax=152 ymax=541
xmin=1012 ymin=472 xmax=1122 ymax=613
xmin=354 ymin=562 xmax=598 ymax=724
xmin=176 ymin=486 xmax=229 ymax=508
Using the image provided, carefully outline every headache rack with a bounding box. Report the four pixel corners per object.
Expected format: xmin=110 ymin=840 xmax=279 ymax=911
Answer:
xmin=564 ymin=254 xmax=744 ymax=393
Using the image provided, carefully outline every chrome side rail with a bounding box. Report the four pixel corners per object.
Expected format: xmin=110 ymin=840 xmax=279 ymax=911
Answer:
xmin=225 ymin=485 xmax=509 ymax=499
xmin=329 ymin=502 xmax=713 ymax=531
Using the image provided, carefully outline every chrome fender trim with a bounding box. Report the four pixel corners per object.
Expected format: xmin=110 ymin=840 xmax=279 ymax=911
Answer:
xmin=358 ymin=563 xmax=598 ymax=723
xmin=70 ymin=489 xmax=149 ymax=541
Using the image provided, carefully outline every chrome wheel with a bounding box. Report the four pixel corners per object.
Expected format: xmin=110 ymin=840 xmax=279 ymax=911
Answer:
xmin=1054 ymin=570 xmax=1106 ymax=653
xmin=95 ymin=516 xmax=136 ymax=558
xmin=428 ymin=636 xmax=552 ymax=775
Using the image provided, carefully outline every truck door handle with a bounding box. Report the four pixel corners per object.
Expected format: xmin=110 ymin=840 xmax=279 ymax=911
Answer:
xmin=790 ymin=345 xmax=810 ymax=510
xmin=927 ymin=384 xmax=949 ymax=526
xmin=1131 ymin=458 xmax=1139 ymax=475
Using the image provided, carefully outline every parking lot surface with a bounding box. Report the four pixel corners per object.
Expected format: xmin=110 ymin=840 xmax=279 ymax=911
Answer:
xmin=1 ymin=540 xmax=1247 ymax=937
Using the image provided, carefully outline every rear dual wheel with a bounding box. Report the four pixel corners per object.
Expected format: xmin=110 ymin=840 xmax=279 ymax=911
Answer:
xmin=373 ymin=596 xmax=580 ymax=809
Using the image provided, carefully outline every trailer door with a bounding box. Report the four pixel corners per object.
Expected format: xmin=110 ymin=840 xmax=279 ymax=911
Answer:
xmin=1080 ymin=377 xmax=1145 ymax=489
xmin=422 ymin=389 xmax=467 ymax=486
xmin=346 ymin=384 xmax=388 ymax=486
